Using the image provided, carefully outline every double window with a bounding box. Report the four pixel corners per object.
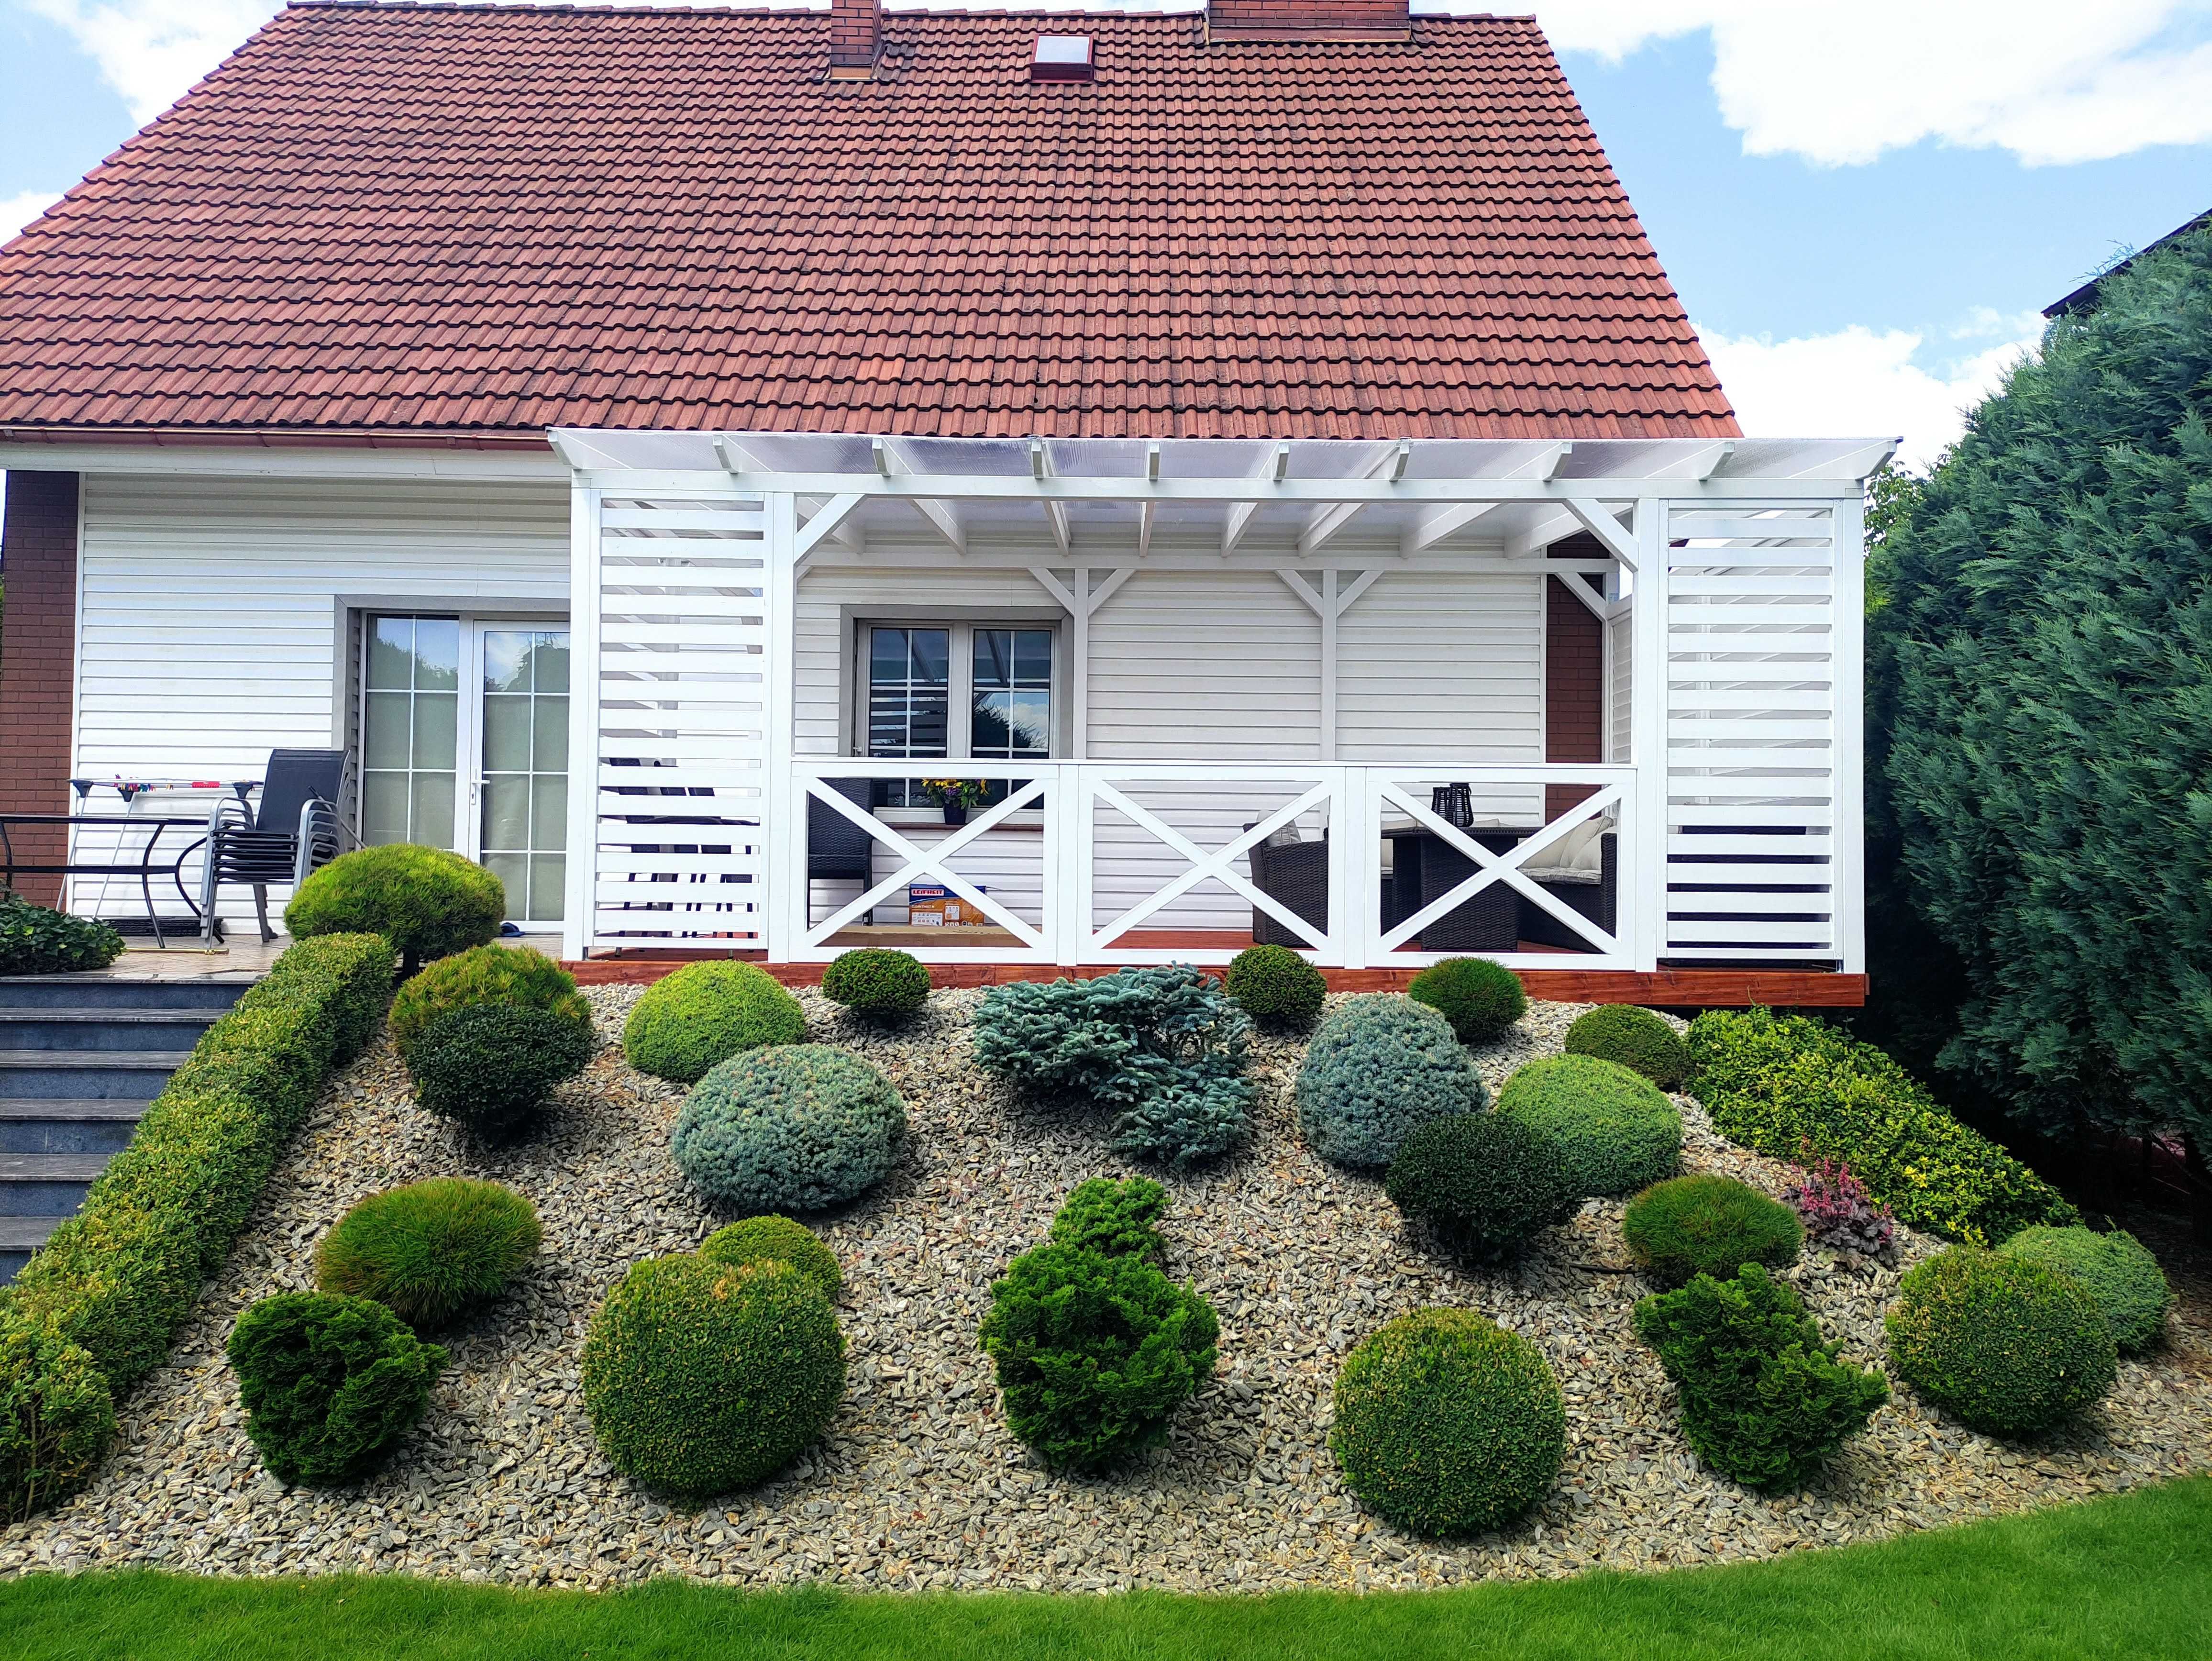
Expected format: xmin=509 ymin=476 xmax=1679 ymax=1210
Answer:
xmin=862 ymin=623 xmax=1055 ymax=804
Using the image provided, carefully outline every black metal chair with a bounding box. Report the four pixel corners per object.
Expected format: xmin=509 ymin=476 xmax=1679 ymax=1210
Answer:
xmin=200 ymin=749 xmax=352 ymax=943
xmin=807 ymin=777 xmax=877 ymax=926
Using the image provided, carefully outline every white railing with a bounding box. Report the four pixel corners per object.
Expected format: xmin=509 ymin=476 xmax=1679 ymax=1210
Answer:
xmin=779 ymin=759 xmax=1641 ymax=969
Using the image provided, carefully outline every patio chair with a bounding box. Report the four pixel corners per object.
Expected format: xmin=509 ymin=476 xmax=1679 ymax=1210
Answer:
xmin=200 ymin=748 xmax=352 ymax=944
xmin=1518 ymin=824 xmax=1618 ymax=951
xmin=1246 ymin=823 xmax=1328 ymax=948
xmin=807 ymin=777 xmax=877 ymax=925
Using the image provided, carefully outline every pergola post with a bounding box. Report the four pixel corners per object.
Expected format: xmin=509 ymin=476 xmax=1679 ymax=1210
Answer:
xmin=763 ymin=492 xmax=801 ymax=963
xmin=1628 ymin=498 xmax=1669 ymax=974
xmin=560 ymin=480 xmax=602 ymax=962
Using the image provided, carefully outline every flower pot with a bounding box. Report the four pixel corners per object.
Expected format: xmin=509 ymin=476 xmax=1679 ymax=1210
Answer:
xmin=942 ymin=803 xmax=968 ymax=826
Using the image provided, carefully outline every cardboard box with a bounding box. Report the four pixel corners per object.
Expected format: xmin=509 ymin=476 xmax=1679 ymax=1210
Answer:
xmin=907 ymin=882 xmax=987 ymax=927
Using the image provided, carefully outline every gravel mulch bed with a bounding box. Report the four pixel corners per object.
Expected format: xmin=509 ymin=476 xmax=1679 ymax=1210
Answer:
xmin=6 ymin=988 xmax=2209 ymax=1592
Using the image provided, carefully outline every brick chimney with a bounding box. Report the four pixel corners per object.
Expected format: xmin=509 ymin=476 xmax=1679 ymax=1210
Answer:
xmin=1207 ymin=0 xmax=1410 ymax=41
xmin=829 ymin=0 xmax=881 ymax=77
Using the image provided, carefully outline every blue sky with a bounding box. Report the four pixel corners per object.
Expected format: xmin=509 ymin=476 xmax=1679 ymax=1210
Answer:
xmin=5 ymin=0 xmax=2212 ymax=464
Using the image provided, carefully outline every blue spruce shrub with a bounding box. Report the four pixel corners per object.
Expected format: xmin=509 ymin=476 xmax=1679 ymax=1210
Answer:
xmin=1294 ymin=995 xmax=1486 ymax=1169
xmin=673 ymin=1044 xmax=906 ymax=1214
xmin=972 ymin=967 xmax=1255 ymax=1167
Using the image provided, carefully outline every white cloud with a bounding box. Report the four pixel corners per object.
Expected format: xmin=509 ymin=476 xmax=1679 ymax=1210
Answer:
xmin=1524 ymin=0 xmax=2212 ymax=166
xmin=23 ymin=1 xmax=281 ymax=125
xmin=1702 ymin=316 xmax=2044 ymax=469
xmin=0 ymin=189 xmax=65 ymax=246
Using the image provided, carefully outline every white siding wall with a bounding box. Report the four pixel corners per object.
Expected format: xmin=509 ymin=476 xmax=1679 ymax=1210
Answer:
xmin=72 ymin=473 xmax=569 ymax=926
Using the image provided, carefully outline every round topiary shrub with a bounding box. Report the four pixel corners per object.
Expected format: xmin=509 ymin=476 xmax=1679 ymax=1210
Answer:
xmin=1330 ymin=1307 xmax=1565 ymax=1537
xmin=226 ymin=1292 xmax=446 ymax=1487
xmin=673 ymin=1044 xmax=906 ymax=1214
xmin=1998 ymin=1226 xmax=2171 ymax=1354
xmin=1224 ymin=943 xmax=1328 ymax=1030
xmin=582 ymin=1253 xmax=844 ymax=1496
xmin=1622 ymin=1174 xmax=1803 ymax=1287
xmin=1885 ymin=1247 xmax=2118 ymax=1438
xmin=314 ymin=1178 xmax=543 ymax=1329
xmin=979 ymin=1240 xmax=1219 ymax=1472
xmin=0 ymin=897 xmax=124 ymax=976
xmin=1407 ymin=957 xmax=1527 ymax=1045
xmin=1294 ymin=995 xmax=1487 ymax=1170
xmin=282 ymin=844 xmax=504 ymax=974
xmin=1 ymin=1310 xmax=118 ymax=1523
xmin=1384 ymin=1113 xmax=1575 ymax=1258
xmin=389 ymin=944 xmax=591 ymax=1061
xmin=1495 ymin=1054 xmax=1681 ymax=1199
xmin=408 ymin=1003 xmax=595 ymax=1139
xmin=700 ymin=1215 xmax=843 ymax=1301
xmin=820 ymin=949 xmax=932 ymax=1020
xmin=623 ymin=961 xmax=807 ymax=1084
xmin=1562 ymin=1005 xmax=1690 ymax=1090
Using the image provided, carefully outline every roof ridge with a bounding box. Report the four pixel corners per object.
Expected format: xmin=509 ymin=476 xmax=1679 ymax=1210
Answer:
xmin=279 ymin=0 xmax=1535 ymax=19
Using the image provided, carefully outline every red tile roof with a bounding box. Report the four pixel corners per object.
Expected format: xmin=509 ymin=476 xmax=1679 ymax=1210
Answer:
xmin=0 ymin=2 xmax=1738 ymax=441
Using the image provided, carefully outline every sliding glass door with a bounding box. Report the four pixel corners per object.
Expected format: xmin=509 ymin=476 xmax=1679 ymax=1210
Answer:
xmin=360 ymin=617 xmax=570 ymax=924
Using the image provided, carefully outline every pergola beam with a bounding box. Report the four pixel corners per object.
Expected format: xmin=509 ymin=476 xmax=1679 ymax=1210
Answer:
xmin=872 ymin=438 xmax=966 ymax=554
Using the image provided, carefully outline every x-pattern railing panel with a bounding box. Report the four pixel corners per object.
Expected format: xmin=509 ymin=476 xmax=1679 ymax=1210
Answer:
xmin=1372 ymin=780 xmax=1626 ymax=958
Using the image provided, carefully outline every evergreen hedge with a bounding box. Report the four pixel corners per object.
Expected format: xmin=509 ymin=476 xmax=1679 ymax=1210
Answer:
xmin=0 ymin=933 xmax=393 ymax=1517
xmin=1869 ymin=221 xmax=2212 ymax=1150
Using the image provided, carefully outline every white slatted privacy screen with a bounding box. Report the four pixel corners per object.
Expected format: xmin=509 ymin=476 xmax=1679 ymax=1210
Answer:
xmin=583 ymin=496 xmax=774 ymax=950
xmin=1662 ymin=505 xmax=1842 ymax=964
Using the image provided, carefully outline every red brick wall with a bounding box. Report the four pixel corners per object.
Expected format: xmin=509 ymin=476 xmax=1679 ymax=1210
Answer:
xmin=830 ymin=0 xmax=880 ymax=68
xmin=1545 ymin=573 xmax=1603 ymax=822
xmin=1209 ymin=0 xmax=1410 ymax=37
xmin=0 ymin=472 xmax=79 ymax=907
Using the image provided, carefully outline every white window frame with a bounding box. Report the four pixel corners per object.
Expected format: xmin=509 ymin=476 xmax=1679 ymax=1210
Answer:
xmin=850 ymin=618 xmax=1064 ymax=764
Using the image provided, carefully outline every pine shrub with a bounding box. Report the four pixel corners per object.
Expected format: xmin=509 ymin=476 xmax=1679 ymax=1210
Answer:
xmin=389 ymin=944 xmax=590 ymax=1061
xmin=1048 ymin=1176 xmax=1170 ymax=1262
xmin=972 ymin=968 xmax=1255 ymax=1168
xmin=226 ymin=1292 xmax=445 ymax=1487
xmin=673 ymin=1044 xmax=906 ymax=1214
xmin=0 ymin=1312 xmax=116 ymax=1525
xmin=1633 ymin=1264 xmax=1888 ymax=1490
xmin=1686 ymin=1008 xmax=2077 ymax=1245
xmin=0 ymin=897 xmax=123 ymax=975
xmin=582 ymin=1254 xmax=844 ymax=1496
xmin=700 ymin=1215 xmax=843 ymax=1302
xmin=1384 ymin=1112 xmax=1574 ymax=1258
xmin=408 ymin=1003 xmax=594 ymax=1139
xmin=314 ymin=1179 xmax=542 ymax=1329
xmin=1294 ymin=995 xmax=1486 ymax=1170
xmin=622 ymin=962 xmax=806 ymax=1085
xmin=978 ymin=1242 xmax=1218 ymax=1473
xmin=1495 ymin=1055 xmax=1681 ymax=1198
xmin=1998 ymin=1226 xmax=2171 ymax=1354
xmin=1329 ymin=1308 xmax=1564 ymax=1537
xmin=1563 ymin=1005 xmax=1690 ymax=1090
xmin=1885 ymin=1248 xmax=2117 ymax=1437
xmin=1223 ymin=943 xmax=1327 ymax=1030
xmin=821 ymin=949 xmax=932 ymax=1019
xmin=1622 ymin=1174 xmax=1803 ymax=1288
xmin=1407 ymin=957 xmax=1527 ymax=1045
xmin=282 ymin=844 xmax=504 ymax=974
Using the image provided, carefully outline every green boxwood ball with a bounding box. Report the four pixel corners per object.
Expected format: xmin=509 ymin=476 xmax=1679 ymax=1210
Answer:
xmin=1622 ymin=1174 xmax=1803 ymax=1288
xmin=623 ymin=962 xmax=806 ymax=1084
xmin=226 ymin=1292 xmax=445 ymax=1487
xmin=701 ymin=1215 xmax=843 ymax=1302
xmin=1294 ymin=995 xmax=1487 ymax=1170
xmin=408 ymin=1003 xmax=595 ymax=1139
xmin=1224 ymin=943 xmax=1328 ymax=1029
xmin=1384 ymin=1113 xmax=1575 ymax=1258
xmin=1562 ymin=1005 xmax=1691 ymax=1091
xmin=1330 ymin=1307 xmax=1565 ymax=1537
xmin=1496 ymin=1054 xmax=1681 ymax=1198
xmin=1886 ymin=1247 xmax=2118 ymax=1438
xmin=1407 ymin=957 xmax=1527 ymax=1045
xmin=1997 ymin=1226 xmax=2171 ymax=1354
xmin=821 ymin=949 xmax=932 ymax=1019
xmin=582 ymin=1254 xmax=844 ymax=1496
xmin=315 ymin=1178 xmax=543 ymax=1329
xmin=282 ymin=844 xmax=504 ymax=973
xmin=389 ymin=944 xmax=590 ymax=1061
xmin=674 ymin=1044 xmax=907 ymax=1214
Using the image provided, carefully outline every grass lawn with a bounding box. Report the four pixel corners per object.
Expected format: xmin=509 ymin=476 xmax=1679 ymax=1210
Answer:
xmin=5 ymin=1475 xmax=2207 ymax=1661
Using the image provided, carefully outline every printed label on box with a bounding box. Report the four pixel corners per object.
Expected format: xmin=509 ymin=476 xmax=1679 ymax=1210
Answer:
xmin=907 ymin=882 xmax=985 ymax=926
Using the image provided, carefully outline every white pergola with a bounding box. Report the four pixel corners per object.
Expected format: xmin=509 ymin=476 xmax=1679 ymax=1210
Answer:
xmin=550 ymin=432 xmax=1893 ymax=974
